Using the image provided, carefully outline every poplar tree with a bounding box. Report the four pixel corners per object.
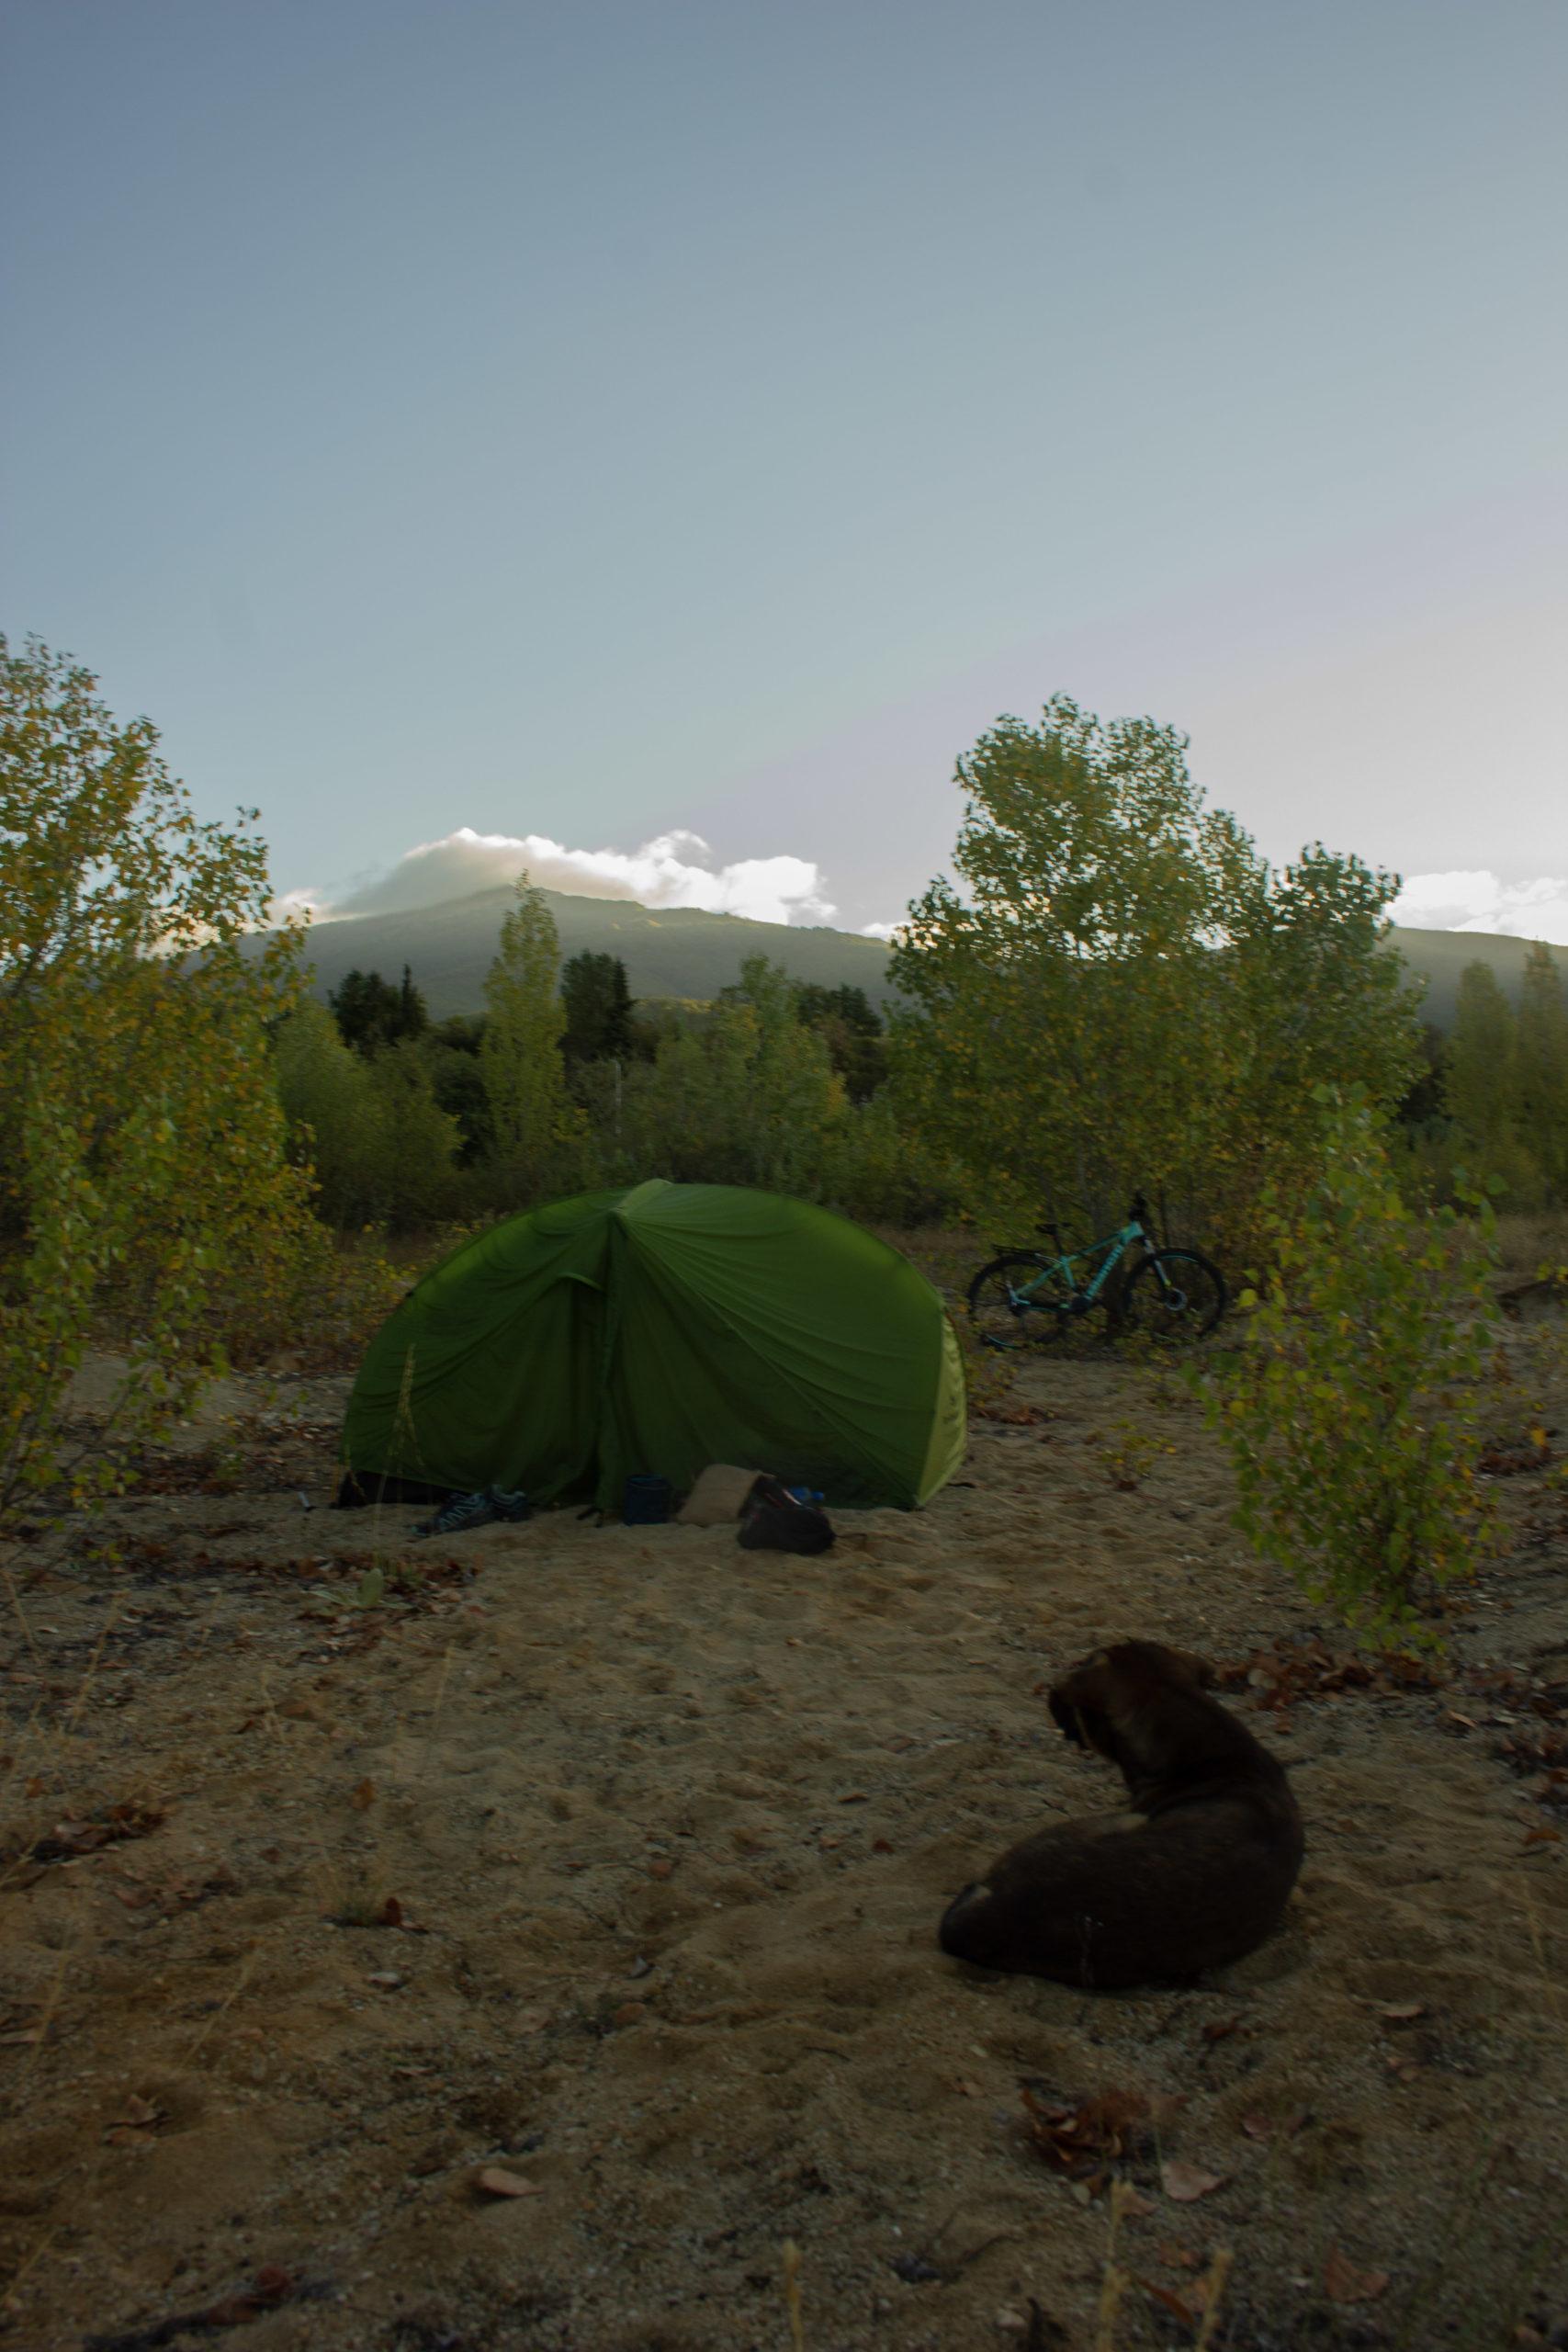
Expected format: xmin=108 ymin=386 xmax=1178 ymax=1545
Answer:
xmin=1443 ymin=961 xmax=1518 ymax=1162
xmin=1514 ymin=943 xmax=1568 ymax=1199
xmin=0 ymin=634 xmax=321 ymax=1525
xmin=479 ymin=874 xmax=583 ymax=1197
xmin=888 ymin=695 xmax=1417 ymax=1236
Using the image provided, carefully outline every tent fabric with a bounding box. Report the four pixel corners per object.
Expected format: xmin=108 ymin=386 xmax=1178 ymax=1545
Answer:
xmin=340 ymin=1180 xmax=966 ymax=1513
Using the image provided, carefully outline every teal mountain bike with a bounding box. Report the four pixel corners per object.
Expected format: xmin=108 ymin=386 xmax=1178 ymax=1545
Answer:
xmin=967 ymin=1194 xmax=1226 ymax=1350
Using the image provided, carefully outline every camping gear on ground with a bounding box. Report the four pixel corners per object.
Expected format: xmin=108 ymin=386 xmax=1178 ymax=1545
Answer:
xmin=623 ymin=1473 xmax=673 ymax=1525
xmin=339 ymin=1180 xmax=965 ymax=1516
xmin=412 ymin=1485 xmax=532 ymax=1539
xmin=676 ymin=1464 xmax=761 ymax=1526
xmin=738 ymin=1472 xmax=835 ymax=1555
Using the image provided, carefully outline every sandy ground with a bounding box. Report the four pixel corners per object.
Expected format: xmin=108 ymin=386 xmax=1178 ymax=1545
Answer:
xmin=3 ymin=1312 xmax=1567 ymax=2352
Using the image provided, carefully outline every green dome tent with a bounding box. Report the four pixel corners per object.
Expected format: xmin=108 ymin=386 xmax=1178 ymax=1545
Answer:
xmin=340 ymin=1180 xmax=966 ymax=1514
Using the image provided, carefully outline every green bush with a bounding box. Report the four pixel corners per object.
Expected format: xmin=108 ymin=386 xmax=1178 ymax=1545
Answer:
xmin=1200 ymin=1088 xmax=1502 ymax=1648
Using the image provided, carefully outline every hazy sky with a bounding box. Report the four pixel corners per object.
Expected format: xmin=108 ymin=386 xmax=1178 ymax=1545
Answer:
xmin=5 ymin=2 xmax=1565 ymax=937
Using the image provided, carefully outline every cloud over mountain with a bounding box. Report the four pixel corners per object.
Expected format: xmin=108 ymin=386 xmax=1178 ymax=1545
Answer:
xmin=1390 ymin=870 xmax=1568 ymax=946
xmin=279 ymin=826 xmax=839 ymax=928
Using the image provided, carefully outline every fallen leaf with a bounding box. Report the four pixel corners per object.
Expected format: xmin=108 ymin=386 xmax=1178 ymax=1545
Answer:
xmin=1137 ymin=2276 xmax=1203 ymax=2324
xmin=1240 ymin=2112 xmax=1273 ymax=2140
xmin=1201 ymin=2016 xmax=1242 ymax=2044
xmin=872 ymin=1838 xmax=895 ymax=1854
xmin=1157 ymin=2240 xmax=1199 ymax=2270
xmin=1523 ymin=1826 xmax=1562 ymax=1847
xmin=648 ymin=1858 xmax=672 ymax=1880
xmin=1160 ymin=2159 xmax=1225 ymax=2203
xmin=1117 ymin=2187 xmax=1156 ymax=2219
xmin=377 ymin=1894 xmax=404 ymax=1928
xmin=612 ymin=2001 xmax=646 ymax=2027
xmin=837 ymin=1791 xmax=869 ymax=1804
xmin=349 ymin=1778 xmax=375 ymax=1810
xmin=1324 ymin=2246 xmax=1391 ymax=2303
xmin=1380 ymin=2002 xmax=1427 ymax=2023
xmin=474 ymin=2165 xmax=546 ymax=2199
xmin=1021 ymin=2086 xmax=1150 ymax=2176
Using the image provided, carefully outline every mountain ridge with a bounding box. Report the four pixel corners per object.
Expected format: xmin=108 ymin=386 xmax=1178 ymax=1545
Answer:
xmin=250 ymin=887 xmax=1558 ymax=1031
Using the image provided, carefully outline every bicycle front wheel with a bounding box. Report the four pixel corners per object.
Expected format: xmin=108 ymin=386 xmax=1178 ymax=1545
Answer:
xmin=1117 ymin=1250 xmax=1227 ymax=1345
xmin=967 ymin=1253 xmax=1077 ymax=1350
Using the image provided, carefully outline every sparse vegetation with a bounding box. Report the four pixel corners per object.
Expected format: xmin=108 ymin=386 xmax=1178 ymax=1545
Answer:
xmin=1201 ymin=1088 xmax=1505 ymax=1646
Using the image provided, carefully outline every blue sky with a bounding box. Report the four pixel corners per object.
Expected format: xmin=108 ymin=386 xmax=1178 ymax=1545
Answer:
xmin=4 ymin=1 xmax=1564 ymax=935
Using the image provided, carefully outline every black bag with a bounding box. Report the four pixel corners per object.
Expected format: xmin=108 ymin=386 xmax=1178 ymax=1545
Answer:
xmin=737 ymin=1473 xmax=836 ymax=1555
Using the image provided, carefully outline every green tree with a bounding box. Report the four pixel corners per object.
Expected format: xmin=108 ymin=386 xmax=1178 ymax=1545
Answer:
xmin=275 ymin=1008 xmax=462 ymax=1226
xmin=1440 ymin=959 xmax=1540 ymax=1199
xmin=889 ymin=695 xmax=1419 ymax=1238
xmin=420 ymin=1016 xmax=491 ymax=1163
xmin=1201 ymin=1089 xmax=1501 ymax=1648
xmin=1514 ymin=942 xmax=1568 ymax=1201
xmin=365 ymin=1038 xmax=463 ymax=1224
xmin=479 ymin=874 xmax=584 ymax=1198
xmin=611 ymin=957 xmax=848 ymax=1193
xmin=794 ymin=982 xmax=886 ymax=1103
xmin=329 ymin=963 xmax=428 ymax=1055
xmin=0 ymin=635 xmax=321 ymax=1524
xmin=561 ymin=950 xmax=637 ymax=1064
xmin=274 ymin=1001 xmax=386 ymax=1223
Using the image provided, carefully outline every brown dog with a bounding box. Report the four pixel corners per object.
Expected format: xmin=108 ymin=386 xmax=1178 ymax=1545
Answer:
xmin=939 ymin=1640 xmax=1304 ymax=1988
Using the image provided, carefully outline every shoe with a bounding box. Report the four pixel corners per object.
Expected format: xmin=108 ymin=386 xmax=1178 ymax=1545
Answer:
xmin=412 ymin=1486 xmax=530 ymax=1538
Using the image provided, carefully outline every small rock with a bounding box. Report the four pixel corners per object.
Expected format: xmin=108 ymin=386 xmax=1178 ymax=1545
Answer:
xmin=473 ymin=2165 xmax=545 ymax=2199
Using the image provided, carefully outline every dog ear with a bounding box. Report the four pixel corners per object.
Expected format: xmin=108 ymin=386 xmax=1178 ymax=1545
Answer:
xmin=1048 ymin=1688 xmax=1089 ymax=1747
xmin=1049 ymin=1657 xmax=1120 ymax=1756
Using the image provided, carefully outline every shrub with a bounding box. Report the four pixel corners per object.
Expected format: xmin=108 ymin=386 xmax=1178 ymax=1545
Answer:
xmin=1199 ymin=1088 xmax=1502 ymax=1648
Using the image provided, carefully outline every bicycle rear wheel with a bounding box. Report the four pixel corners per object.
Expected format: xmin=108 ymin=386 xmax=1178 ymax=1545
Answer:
xmin=1116 ymin=1250 xmax=1226 ymax=1344
xmin=966 ymin=1252 xmax=1077 ymax=1350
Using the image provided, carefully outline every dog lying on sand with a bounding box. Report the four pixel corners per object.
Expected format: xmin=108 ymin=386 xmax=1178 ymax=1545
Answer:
xmin=939 ymin=1639 xmax=1304 ymax=1988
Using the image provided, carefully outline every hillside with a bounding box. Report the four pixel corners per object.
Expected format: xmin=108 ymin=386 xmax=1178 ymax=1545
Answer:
xmin=253 ymin=889 xmax=1553 ymax=1027
xmin=1384 ymin=925 xmax=1557 ymax=1032
xmin=262 ymin=886 xmax=897 ymax=1018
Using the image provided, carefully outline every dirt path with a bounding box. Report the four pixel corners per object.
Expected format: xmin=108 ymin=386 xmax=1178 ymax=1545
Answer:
xmin=3 ymin=1339 xmax=1567 ymax=2350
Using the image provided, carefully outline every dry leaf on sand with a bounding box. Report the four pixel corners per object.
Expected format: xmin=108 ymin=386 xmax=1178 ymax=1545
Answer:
xmin=1160 ymin=2158 xmax=1225 ymax=2202
xmin=1021 ymin=2086 xmax=1150 ymax=2175
xmin=1324 ymin=2245 xmax=1391 ymax=2303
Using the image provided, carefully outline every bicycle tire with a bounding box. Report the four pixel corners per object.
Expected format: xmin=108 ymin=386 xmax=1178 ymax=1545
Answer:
xmin=966 ymin=1251 xmax=1079 ymax=1350
xmin=1116 ymin=1249 xmax=1227 ymax=1344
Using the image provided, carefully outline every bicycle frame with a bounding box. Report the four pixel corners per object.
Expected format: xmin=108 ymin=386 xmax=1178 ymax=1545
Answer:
xmin=1010 ymin=1211 xmax=1156 ymax=1314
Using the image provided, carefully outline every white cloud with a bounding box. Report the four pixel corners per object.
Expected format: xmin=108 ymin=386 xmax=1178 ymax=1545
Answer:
xmin=285 ymin=825 xmax=838 ymax=928
xmin=1390 ymin=870 xmax=1568 ymax=946
xmin=859 ymin=920 xmax=904 ymax=941
xmin=268 ymin=886 xmax=334 ymax=926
